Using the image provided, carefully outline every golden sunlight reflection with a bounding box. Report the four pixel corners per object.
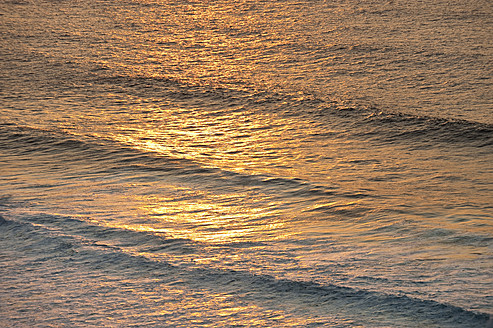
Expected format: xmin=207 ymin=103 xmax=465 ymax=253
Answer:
xmin=108 ymin=190 xmax=292 ymax=244
xmin=106 ymin=109 xmax=345 ymax=184
xmin=148 ymin=290 xmax=318 ymax=327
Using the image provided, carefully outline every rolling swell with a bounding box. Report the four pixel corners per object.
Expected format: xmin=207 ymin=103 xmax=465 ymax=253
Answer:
xmin=0 ymin=121 xmax=369 ymax=203
xmin=1 ymin=214 xmax=490 ymax=328
xmin=0 ymin=123 xmax=92 ymax=155
xmin=92 ymin=73 xmax=493 ymax=149
xmin=360 ymin=111 xmax=493 ymax=148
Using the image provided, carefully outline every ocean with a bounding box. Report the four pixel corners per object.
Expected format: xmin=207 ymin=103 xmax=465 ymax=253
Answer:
xmin=1 ymin=0 xmax=492 ymax=326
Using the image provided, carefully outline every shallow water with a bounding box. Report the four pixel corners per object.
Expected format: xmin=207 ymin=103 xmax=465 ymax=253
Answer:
xmin=1 ymin=0 xmax=492 ymax=327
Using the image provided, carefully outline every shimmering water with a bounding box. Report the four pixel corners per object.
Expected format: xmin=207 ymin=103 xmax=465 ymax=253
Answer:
xmin=1 ymin=0 xmax=492 ymax=327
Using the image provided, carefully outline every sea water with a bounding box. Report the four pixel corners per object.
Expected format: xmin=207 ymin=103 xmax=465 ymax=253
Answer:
xmin=1 ymin=0 xmax=492 ymax=327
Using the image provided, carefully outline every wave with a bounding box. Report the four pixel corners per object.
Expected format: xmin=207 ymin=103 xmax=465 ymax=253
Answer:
xmin=359 ymin=111 xmax=493 ymax=148
xmin=91 ymin=74 xmax=493 ymax=149
xmin=0 ymin=121 xmax=370 ymax=203
xmin=1 ymin=213 xmax=491 ymax=328
xmin=4 ymin=69 xmax=491 ymax=155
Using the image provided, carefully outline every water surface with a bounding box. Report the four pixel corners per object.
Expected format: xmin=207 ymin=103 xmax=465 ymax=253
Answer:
xmin=1 ymin=0 xmax=492 ymax=326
